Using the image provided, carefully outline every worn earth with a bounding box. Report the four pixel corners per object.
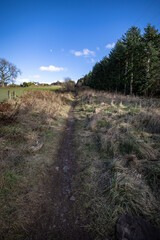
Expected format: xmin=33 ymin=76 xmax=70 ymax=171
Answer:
xmin=24 ymin=100 xmax=92 ymax=240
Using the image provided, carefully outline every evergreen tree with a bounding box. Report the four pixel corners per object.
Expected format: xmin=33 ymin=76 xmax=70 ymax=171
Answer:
xmin=78 ymin=24 xmax=160 ymax=96
xmin=122 ymin=26 xmax=142 ymax=94
xmin=142 ymin=24 xmax=160 ymax=95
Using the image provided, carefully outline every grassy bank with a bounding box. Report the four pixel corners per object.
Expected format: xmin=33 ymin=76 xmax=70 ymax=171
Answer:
xmin=0 ymin=90 xmax=73 ymax=239
xmin=0 ymin=86 xmax=61 ymax=102
xmin=74 ymin=89 xmax=160 ymax=239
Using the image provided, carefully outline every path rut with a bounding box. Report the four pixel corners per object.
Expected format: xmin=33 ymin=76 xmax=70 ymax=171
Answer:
xmin=25 ymin=101 xmax=91 ymax=240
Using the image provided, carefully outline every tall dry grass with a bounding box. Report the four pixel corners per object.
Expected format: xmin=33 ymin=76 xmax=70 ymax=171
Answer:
xmin=0 ymin=90 xmax=72 ymax=239
xmin=74 ymin=89 xmax=160 ymax=239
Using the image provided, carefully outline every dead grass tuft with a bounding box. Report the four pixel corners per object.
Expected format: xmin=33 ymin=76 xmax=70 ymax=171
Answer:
xmin=0 ymin=101 xmax=20 ymax=124
xmin=134 ymin=109 xmax=160 ymax=134
xmin=20 ymin=90 xmax=65 ymax=117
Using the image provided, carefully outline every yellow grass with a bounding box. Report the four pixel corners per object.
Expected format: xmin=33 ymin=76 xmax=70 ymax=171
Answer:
xmin=74 ymin=89 xmax=160 ymax=239
xmin=0 ymin=90 xmax=73 ymax=239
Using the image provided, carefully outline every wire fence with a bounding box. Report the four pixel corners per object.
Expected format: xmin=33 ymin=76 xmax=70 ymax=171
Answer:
xmin=0 ymin=86 xmax=60 ymax=103
xmin=0 ymin=89 xmax=25 ymax=103
xmin=0 ymin=93 xmax=9 ymax=102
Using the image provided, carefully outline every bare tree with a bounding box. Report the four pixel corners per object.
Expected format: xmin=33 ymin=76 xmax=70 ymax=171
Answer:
xmin=63 ymin=77 xmax=75 ymax=91
xmin=0 ymin=58 xmax=21 ymax=87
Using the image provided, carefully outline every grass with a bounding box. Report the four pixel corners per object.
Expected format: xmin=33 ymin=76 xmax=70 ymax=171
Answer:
xmin=73 ymin=89 xmax=160 ymax=240
xmin=0 ymin=90 xmax=73 ymax=239
xmin=1 ymin=87 xmax=160 ymax=239
xmin=0 ymin=86 xmax=61 ymax=102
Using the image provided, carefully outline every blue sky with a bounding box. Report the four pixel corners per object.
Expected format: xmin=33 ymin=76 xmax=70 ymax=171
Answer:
xmin=0 ymin=0 xmax=160 ymax=84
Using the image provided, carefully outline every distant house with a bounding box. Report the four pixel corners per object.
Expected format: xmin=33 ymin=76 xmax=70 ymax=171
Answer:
xmin=33 ymin=82 xmax=40 ymax=85
xmin=0 ymin=82 xmax=8 ymax=87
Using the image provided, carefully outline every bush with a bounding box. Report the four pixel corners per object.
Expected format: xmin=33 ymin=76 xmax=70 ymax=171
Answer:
xmin=22 ymin=82 xmax=35 ymax=87
xmin=63 ymin=80 xmax=75 ymax=91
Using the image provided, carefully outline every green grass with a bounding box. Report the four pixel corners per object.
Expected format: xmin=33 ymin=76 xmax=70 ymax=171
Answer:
xmin=0 ymin=86 xmax=61 ymax=102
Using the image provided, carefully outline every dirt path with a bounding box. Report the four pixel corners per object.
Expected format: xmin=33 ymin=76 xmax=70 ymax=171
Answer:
xmin=49 ymin=101 xmax=90 ymax=239
xmin=25 ymin=100 xmax=91 ymax=240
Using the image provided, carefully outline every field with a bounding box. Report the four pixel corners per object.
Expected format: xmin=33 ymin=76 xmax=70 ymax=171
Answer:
xmin=0 ymin=86 xmax=61 ymax=102
xmin=0 ymin=88 xmax=160 ymax=239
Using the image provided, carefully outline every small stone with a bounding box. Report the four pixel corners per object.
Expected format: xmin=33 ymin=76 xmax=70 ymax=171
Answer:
xmin=75 ymin=217 xmax=79 ymax=224
xmin=55 ymin=166 xmax=59 ymax=171
xmin=63 ymin=166 xmax=69 ymax=172
xmin=70 ymin=195 xmax=75 ymax=201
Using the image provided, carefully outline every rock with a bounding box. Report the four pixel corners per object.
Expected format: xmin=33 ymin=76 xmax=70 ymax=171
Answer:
xmin=63 ymin=166 xmax=69 ymax=172
xmin=62 ymin=186 xmax=70 ymax=195
xmin=116 ymin=214 xmax=160 ymax=240
xmin=95 ymin=107 xmax=101 ymax=114
xmin=55 ymin=166 xmax=59 ymax=171
xmin=70 ymin=196 xmax=75 ymax=201
xmin=30 ymin=142 xmax=43 ymax=152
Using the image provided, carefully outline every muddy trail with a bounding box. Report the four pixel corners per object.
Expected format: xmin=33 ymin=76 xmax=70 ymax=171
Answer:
xmin=25 ymin=100 xmax=92 ymax=240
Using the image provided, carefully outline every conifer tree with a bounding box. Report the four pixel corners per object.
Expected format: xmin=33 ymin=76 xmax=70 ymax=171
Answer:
xmin=79 ymin=24 xmax=160 ymax=96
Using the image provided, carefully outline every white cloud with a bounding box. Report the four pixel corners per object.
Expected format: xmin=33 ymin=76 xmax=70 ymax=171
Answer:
xmin=71 ymin=48 xmax=95 ymax=57
xmin=96 ymin=47 xmax=100 ymax=51
xmin=40 ymin=65 xmax=66 ymax=72
xmin=86 ymin=58 xmax=96 ymax=64
xmin=71 ymin=50 xmax=83 ymax=56
xmin=83 ymin=48 xmax=95 ymax=56
xmin=91 ymin=58 xmax=95 ymax=63
xmin=105 ymin=43 xmax=115 ymax=49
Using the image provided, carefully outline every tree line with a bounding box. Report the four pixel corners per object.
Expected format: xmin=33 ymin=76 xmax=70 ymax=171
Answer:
xmin=78 ymin=24 xmax=160 ymax=96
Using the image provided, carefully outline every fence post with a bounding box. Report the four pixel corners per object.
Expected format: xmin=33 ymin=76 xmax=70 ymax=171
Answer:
xmin=8 ymin=90 xmax=11 ymax=100
xmin=13 ymin=91 xmax=16 ymax=99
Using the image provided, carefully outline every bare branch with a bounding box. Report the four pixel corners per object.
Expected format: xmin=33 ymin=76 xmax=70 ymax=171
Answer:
xmin=0 ymin=58 xmax=21 ymax=87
